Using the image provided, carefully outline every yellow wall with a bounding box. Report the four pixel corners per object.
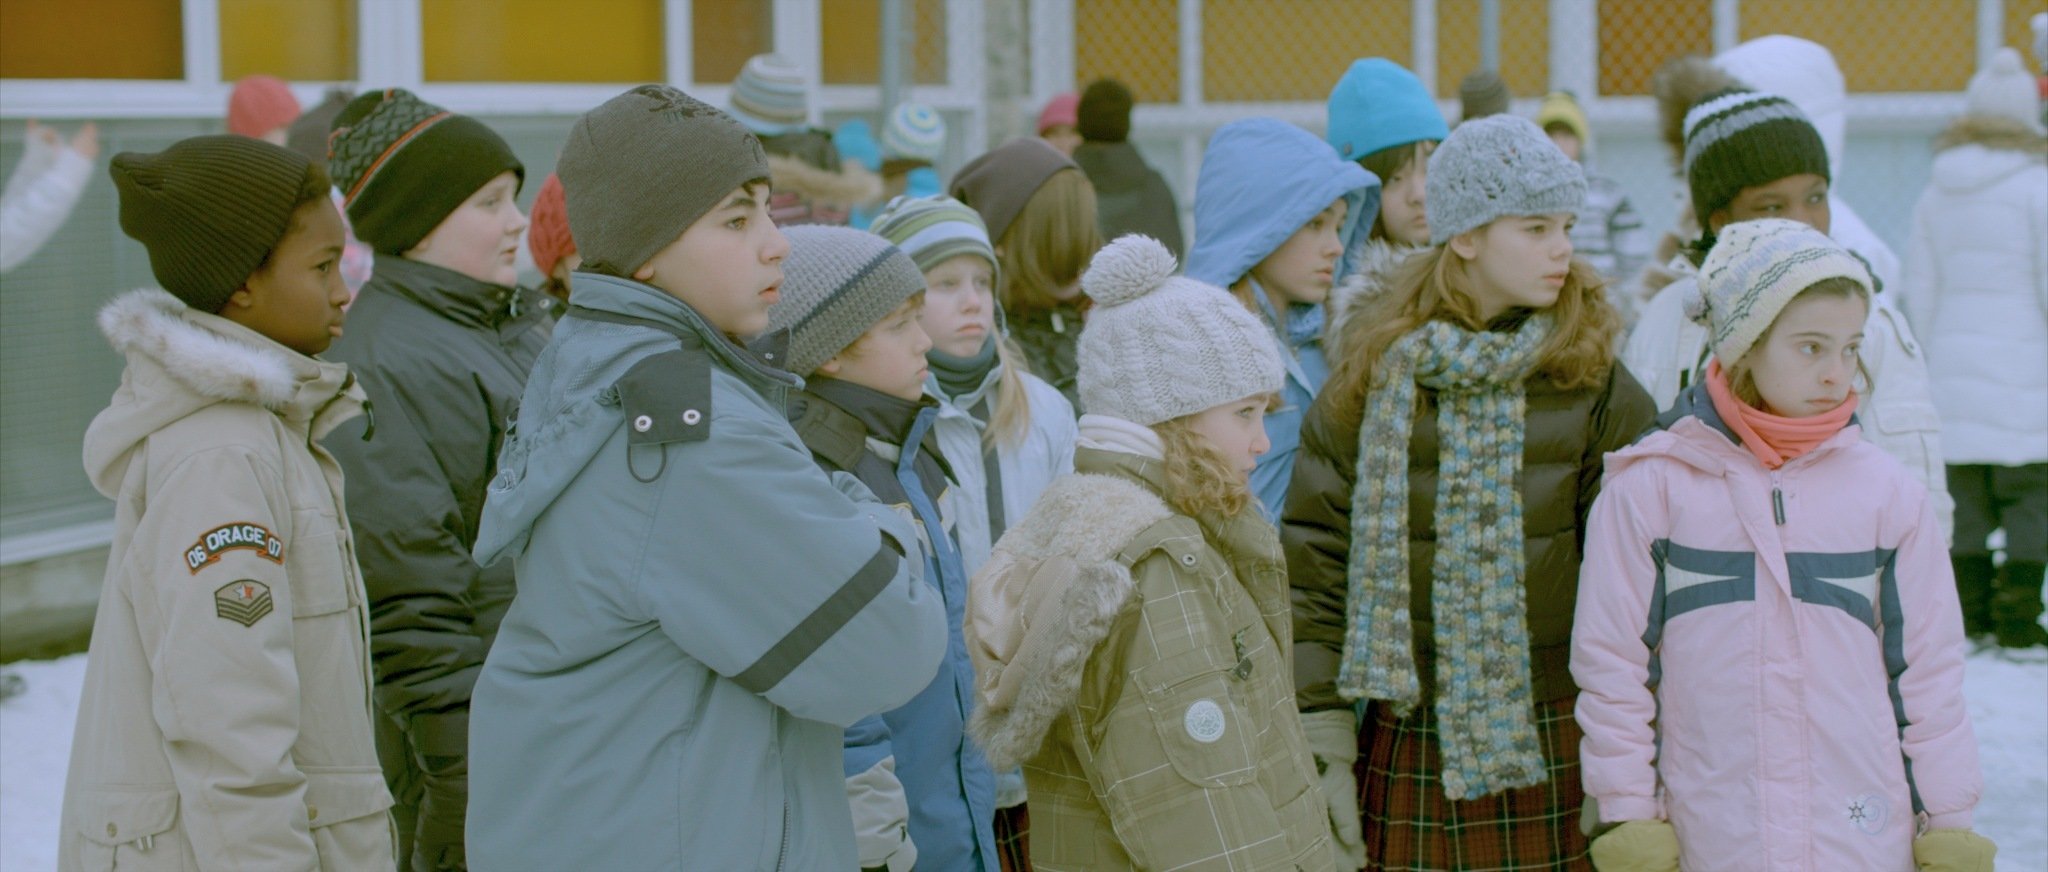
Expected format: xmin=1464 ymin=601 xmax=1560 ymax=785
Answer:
xmin=1203 ymin=0 xmax=1411 ymax=102
xmin=0 ymin=0 xmax=183 ymax=79
xmin=693 ymin=0 xmax=774 ymax=85
xmin=1597 ymin=0 xmax=1712 ymax=96
xmin=1740 ymin=0 xmax=1976 ymax=91
xmin=1434 ymin=0 xmax=1548 ymax=99
xmin=820 ymin=0 xmax=948 ymax=85
xmin=1076 ymin=0 xmax=1180 ymax=102
xmin=421 ymin=0 xmax=663 ymax=83
xmin=220 ymin=0 xmax=355 ymax=81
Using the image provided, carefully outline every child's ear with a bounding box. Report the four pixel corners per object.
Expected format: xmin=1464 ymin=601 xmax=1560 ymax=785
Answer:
xmin=1447 ymin=229 xmax=1482 ymax=261
xmin=816 ymin=357 xmax=844 ymax=376
xmin=223 ymin=285 xmax=259 ymax=310
xmin=632 ymin=263 xmax=656 ymax=282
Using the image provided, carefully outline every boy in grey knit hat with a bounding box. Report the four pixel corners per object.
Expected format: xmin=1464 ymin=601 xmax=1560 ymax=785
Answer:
xmin=466 ymin=85 xmax=948 ymax=872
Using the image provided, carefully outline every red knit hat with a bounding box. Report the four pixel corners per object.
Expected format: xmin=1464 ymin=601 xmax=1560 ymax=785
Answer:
xmin=527 ymin=173 xmax=575 ymax=278
xmin=1037 ymin=93 xmax=1079 ymax=134
xmin=227 ymin=75 xmax=302 ymax=139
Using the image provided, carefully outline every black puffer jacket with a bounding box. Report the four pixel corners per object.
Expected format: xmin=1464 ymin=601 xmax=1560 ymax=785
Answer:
xmin=1282 ymin=360 xmax=1654 ymax=710
xmin=1073 ymin=141 xmax=1185 ymax=260
xmin=321 ymin=255 xmax=553 ymax=763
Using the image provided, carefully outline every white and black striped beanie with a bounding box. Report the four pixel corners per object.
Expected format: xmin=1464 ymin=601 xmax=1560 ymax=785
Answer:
xmin=1682 ymin=89 xmax=1830 ymax=233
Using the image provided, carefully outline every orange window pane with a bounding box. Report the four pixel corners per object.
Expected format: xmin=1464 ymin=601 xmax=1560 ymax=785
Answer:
xmin=1204 ymin=0 xmax=1411 ymax=102
xmin=422 ymin=0 xmax=663 ymax=83
xmin=820 ymin=0 xmax=948 ymax=85
xmin=1597 ymin=0 xmax=1712 ymax=96
xmin=0 ymin=0 xmax=182 ymax=79
xmin=694 ymin=0 xmax=773 ymax=85
xmin=1739 ymin=0 xmax=1975 ymax=92
xmin=1437 ymin=0 xmax=1549 ymax=99
xmin=221 ymin=0 xmax=356 ymax=82
xmin=1075 ymin=0 xmax=1179 ymax=103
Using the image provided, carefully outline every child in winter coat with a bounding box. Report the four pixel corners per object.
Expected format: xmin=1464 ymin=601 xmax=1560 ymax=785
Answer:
xmin=318 ymin=87 xmax=551 ymax=868
xmin=729 ymin=53 xmax=883 ymax=227
xmin=949 ymin=138 xmax=1105 ymax=411
xmin=465 ymin=86 xmax=947 ymax=871
xmin=881 ymin=103 xmax=948 ymax=202
xmin=1072 ymin=78 xmax=1186 ymax=260
xmin=1898 ymin=48 xmax=2048 ymax=649
xmin=1322 ymin=58 xmax=1452 ymax=362
xmin=1283 ymin=115 xmax=1655 ymax=870
xmin=967 ymin=235 xmax=1335 ymax=871
xmin=1574 ymin=219 xmax=1992 ymax=872
xmin=768 ymin=225 xmax=1001 ymax=872
xmin=66 ymin=135 xmax=392 ymax=870
xmin=1537 ymin=91 xmax=1651 ymax=316
xmin=1622 ymin=88 xmax=1954 ymax=542
xmin=872 ymin=195 xmax=1077 ymax=870
xmin=1184 ymin=117 xmax=1379 ymax=523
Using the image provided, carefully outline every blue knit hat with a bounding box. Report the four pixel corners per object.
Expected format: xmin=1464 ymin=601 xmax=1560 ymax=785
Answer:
xmin=882 ymin=103 xmax=947 ymax=163
xmin=1326 ymin=59 xmax=1451 ymax=162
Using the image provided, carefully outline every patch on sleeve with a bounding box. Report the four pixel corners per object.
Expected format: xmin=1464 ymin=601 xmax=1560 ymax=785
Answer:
xmin=184 ymin=522 xmax=284 ymax=574
xmin=213 ymin=580 xmax=274 ymax=627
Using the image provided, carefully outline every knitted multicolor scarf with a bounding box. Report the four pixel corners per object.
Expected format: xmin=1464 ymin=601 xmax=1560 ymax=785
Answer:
xmin=1338 ymin=314 xmax=1553 ymax=799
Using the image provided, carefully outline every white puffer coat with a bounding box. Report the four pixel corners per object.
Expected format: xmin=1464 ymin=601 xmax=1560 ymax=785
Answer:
xmin=1897 ymin=118 xmax=2048 ymax=467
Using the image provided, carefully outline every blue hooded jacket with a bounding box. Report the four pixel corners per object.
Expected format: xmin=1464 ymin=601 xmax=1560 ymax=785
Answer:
xmin=1184 ymin=118 xmax=1378 ymax=522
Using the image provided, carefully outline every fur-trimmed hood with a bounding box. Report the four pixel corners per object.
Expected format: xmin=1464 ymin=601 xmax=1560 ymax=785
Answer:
xmin=1323 ymin=236 xmax=1426 ymax=361
xmin=83 ymin=288 xmax=361 ymax=498
xmin=964 ymin=465 xmax=1174 ymax=770
xmin=1935 ymin=115 xmax=2048 ymax=158
xmin=767 ymin=152 xmax=883 ymax=208
xmin=1930 ymin=118 xmax=2047 ymax=196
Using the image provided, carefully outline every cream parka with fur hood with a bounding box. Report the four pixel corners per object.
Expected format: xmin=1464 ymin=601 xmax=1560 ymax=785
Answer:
xmin=966 ymin=447 xmax=1335 ymax=872
xmin=64 ymin=289 xmax=395 ymax=871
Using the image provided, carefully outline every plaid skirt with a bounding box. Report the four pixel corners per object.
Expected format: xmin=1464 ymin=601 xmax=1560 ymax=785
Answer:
xmin=1355 ymin=696 xmax=1591 ymax=871
xmin=994 ymin=803 xmax=1030 ymax=872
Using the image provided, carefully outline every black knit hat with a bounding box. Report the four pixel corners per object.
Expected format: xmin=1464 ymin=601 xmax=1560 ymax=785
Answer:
xmin=328 ymin=88 xmax=524 ymax=254
xmin=1077 ymin=79 xmax=1133 ymax=143
xmin=557 ymin=84 xmax=771 ymax=277
xmin=110 ymin=135 xmax=313 ymax=313
xmin=1682 ymin=88 xmax=1831 ymax=233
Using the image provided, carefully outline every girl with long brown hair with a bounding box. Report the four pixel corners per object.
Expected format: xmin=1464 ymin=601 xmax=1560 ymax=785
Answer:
xmin=1284 ymin=116 xmax=1654 ymax=870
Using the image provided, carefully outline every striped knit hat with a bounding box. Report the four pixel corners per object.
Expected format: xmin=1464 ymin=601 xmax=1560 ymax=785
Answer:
xmin=1693 ymin=218 xmax=1871 ymax=364
xmin=1682 ymin=89 xmax=1830 ymax=234
xmin=328 ymin=88 xmax=523 ymax=254
xmin=768 ymin=225 xmax=929 ymax=375
xmin=869 ymin=195 xmax=995 ymax=276
xmin=882 ymin=102 xmax=947 ymax=164
xmin=728 ymin=54 xmax=809 ymax=134
xmin=110 ymin=135 xmax=318 ymax=312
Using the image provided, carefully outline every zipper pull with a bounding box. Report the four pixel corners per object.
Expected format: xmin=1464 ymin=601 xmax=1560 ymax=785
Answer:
xmin=1771 ymin=484 xmax=1786 ymax=525
xmin=1051 ymin=310 xmax=1066 ymax=334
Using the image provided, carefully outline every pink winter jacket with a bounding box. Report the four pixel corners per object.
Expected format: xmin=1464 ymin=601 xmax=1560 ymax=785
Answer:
xmin=1572 ymin=388 xmax=1980 ymax=872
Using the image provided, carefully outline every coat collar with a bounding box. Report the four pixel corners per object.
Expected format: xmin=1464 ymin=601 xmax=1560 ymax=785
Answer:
xmin=568 ymin=270 xmax=800 ymax=392
xmin=97 ymin=288 xmax=362 ymax=431
xmin=369 ymin=254 xmax=537 ymax=332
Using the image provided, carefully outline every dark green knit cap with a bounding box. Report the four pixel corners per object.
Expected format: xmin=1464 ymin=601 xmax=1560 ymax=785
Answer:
xmin=110 ymin=135 xmax=312 ymax=313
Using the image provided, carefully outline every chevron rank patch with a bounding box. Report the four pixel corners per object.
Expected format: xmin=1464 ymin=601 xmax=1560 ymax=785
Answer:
xmin=214 ymin=580 xmax=274 ymax=627
xmin=185 ymin=522 xmax=284 ymax=574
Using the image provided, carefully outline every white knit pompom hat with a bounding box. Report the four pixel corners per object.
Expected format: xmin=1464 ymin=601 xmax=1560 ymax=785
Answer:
xmin=1076 ymin=235 xmax=1286 ymax=425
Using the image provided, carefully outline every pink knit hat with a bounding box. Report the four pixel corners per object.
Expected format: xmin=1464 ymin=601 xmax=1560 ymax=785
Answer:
xmin=227 ymin=75 xmax=302 ymax=139
xmin=1037 ymin=92 xmax=1079 ymax=134
xmin=527 ymin=173 xmax=576 ymax=278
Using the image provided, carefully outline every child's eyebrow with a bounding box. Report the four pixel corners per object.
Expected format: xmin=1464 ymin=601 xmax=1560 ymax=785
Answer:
xmin=719 ymin=195 xmax=758 ymax=211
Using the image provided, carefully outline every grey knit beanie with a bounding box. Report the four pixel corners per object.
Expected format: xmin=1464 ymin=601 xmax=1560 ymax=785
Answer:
xmin=558 ymin=85 xmax=771 ymax=276
xmin=1076 ymin=235 xmax=1284 ymax=425
xmin=1425 ymin=114 xmax=1587 ymax=245
xmin=768 ymin=225 xmax=929 ymax=376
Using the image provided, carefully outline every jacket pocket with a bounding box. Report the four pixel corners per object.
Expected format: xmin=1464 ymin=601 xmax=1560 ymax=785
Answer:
xmin=68 ymin=787 xmax=186 ymax=871
xmin=1134 ymin=649 xmax=1259 ymax=788
xmin=304 ymin=768 xmax=397 ymax=868
xmin=287 ymin=529 xmax=352 ymax=617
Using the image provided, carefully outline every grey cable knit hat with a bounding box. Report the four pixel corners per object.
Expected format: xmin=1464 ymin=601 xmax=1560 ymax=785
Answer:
xmin=1424 ymin=114 xmax=1587 ymax=245
xmin=557 ymin=84 xmax=771 ymax=276
xmin=767 ymin=225 xmax=929 ymax=376
xmin=1076 ymin=235 xmax=1284 ymax=425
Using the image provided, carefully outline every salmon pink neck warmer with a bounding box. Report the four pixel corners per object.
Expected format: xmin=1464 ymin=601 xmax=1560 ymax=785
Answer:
xmin=1705 ymin=359 xmax=1858 ymax=469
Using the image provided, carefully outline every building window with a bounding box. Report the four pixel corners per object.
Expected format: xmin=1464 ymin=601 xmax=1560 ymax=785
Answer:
xmin=694 ymin=0 xmax=774 ymax=85
xmin=820 ymin=0 xmax=948 ymax=85
xmin=0 ymin=0 xmax=183 ymax=79
xmin=422 ymin=0 xmax=664 ymax=83
xmin=1075 ymin=0 xmax=1179 ymax=103
xmin=221 ymin=0 xmax=356 ymax=82
xmin=1436 ymin=0 xmax=1549 ymax=99
xmin=1203 ymin=0 xmax=1412 ymax=102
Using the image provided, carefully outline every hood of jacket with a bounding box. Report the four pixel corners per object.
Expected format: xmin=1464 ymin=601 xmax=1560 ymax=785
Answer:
xmin=1322 ymin=236 xmax=1427 ymax=362
xmin=1718 ymin=35 xmax=1848 ymax=178
xmin=768 ymin=152 xmax=884 ymax=208
xmin=965 ymin=450 xmax=1176 ymax=770
xmin=84 ymin=288 xmax=363 ymax=498
xmin=1184 ymin=118 xmax=1380 ymax=290
xmin=1931 ymin=117 xmax=2048 ymax=193
xmin=471 ymin=271 xmax=799 ymax=566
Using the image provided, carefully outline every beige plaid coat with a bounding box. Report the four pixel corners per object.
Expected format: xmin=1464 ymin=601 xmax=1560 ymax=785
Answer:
xmin=967 ymin=447 xmax=1335 ymax=871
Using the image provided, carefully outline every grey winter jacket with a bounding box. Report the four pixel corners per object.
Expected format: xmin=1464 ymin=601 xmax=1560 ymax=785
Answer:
xmin=464 ymin=271 xmax=948 ymax=871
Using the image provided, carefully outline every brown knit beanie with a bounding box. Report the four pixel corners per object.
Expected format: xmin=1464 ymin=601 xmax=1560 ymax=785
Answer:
xmin=110 ymin=135 xmax=316 ymax=313
xmin=947 ymin=138 xmax=1077 ymax=243
xmin=557 ymin=84 xmax=771 ymax=277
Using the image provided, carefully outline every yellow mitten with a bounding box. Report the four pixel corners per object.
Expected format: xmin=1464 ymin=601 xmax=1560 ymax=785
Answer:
xmin=1588 ymin=820 xmax=1680 ymax=872
xmin=1913 ymin=829 xmax=1996 ymax=872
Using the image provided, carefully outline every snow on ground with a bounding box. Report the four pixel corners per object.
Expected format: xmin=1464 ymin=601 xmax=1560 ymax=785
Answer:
xmin=2 ymin=649 xmax=2044 ymax=870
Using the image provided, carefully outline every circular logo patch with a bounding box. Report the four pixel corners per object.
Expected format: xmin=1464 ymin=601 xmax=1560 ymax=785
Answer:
xmin=1184 ymin=699 xmax=1226 ymax=743
xmin=1847 ymin=792 xmax=1888 ymax=835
